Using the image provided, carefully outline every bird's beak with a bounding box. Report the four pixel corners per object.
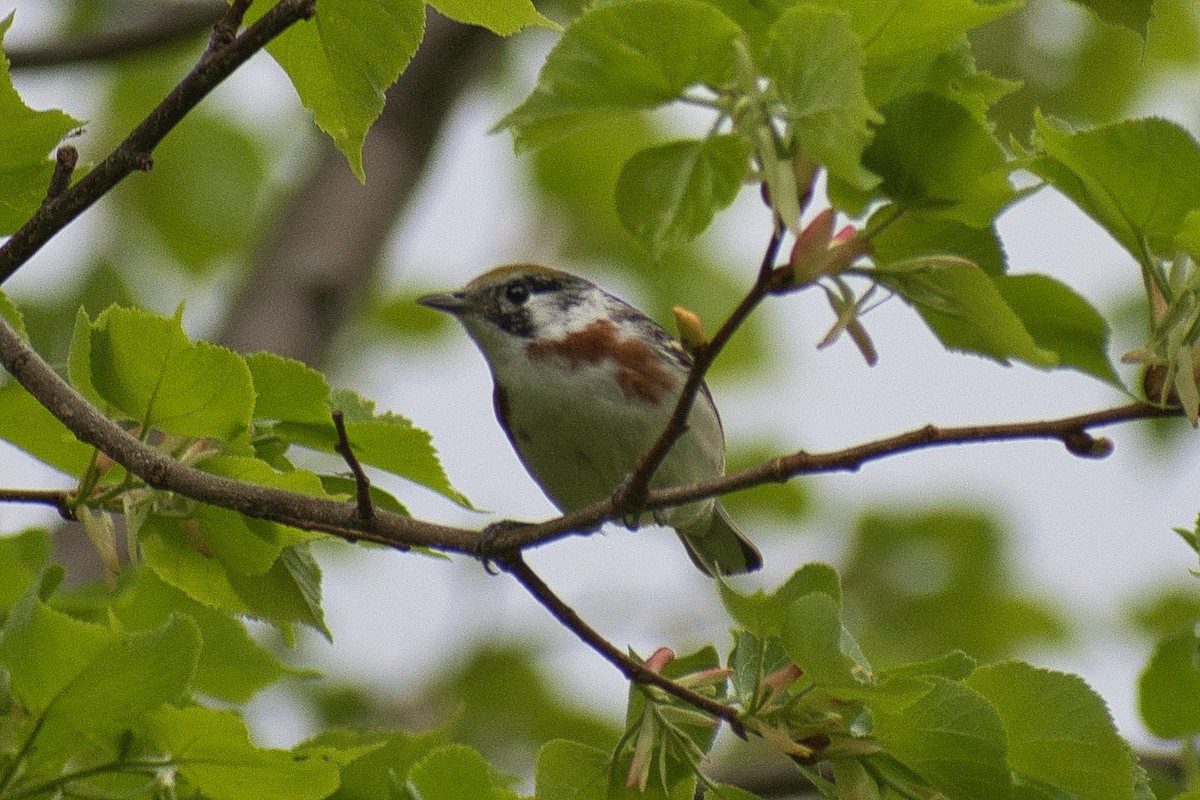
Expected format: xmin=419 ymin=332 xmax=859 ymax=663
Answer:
xmin=416 ymin=291 xmax=469 ymax=314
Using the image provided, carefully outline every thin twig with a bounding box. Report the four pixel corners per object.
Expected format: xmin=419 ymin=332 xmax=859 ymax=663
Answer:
xmin=485 ymin=400 xmax=1177 ymax=553
xmin=496 ymin=551 xmax=745 ymax=735
xmin=0 ymin=0 xmax=317 ymax=286
xmin=616 ymin=222 xmax=787 ymax=518
xmin=43 ymin=146 xmax=78 ymax=202
xmin=6 ymin=2 xmax=225 ymax=69
xmin=208 ymin=0 xmax=254 ymax=55
xmin=0 ymin=488 xmax=75 ymax=520
xmin=331 ymin=410 xmax=374 ymax=521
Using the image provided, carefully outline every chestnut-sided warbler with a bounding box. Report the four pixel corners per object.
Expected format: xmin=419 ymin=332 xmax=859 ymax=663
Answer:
xmin=418 ymin=264 xmax=762 ymax=576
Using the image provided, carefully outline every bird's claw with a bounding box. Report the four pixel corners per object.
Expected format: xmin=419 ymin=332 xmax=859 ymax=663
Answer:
xmin=613 ymin=474 xmax=649 ymax=530
xmin=477 ymin=519 xmax=527 ymax=574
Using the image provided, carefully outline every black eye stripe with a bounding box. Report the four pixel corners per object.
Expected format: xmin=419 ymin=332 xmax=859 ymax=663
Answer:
xmin=504 ymin=282 xmax=530 ymax=305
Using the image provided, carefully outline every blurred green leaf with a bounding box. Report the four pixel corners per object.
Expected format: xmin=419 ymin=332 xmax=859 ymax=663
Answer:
xmin=1070 ymin=0 xmax=1153 ymax=37
xmin=498 ymin=0 xmax=741 ymax=149
xmin=89 ymin=306 xmax=254 ymax=440
xmin=721 ymin=442 xmax=810 ymax=522
xmin=967 ymin=661 xmax=1142 ymax=799
xmin=249 ymin=0 xmax=425 ymax=180
xmin=1127 ymin=586 xmax=1200 ymax=637
xmin=429 ymin=0 xmax=557 ymax=35
xmin=119 ymin=111 xmax=266 ymax=274
xmin=841 ymin=509 xmax=1067 ymax=664
xmin=765 ymin=5 xmax=880 ymax=190
xmin=1138 ymin=627 xmax=1200 ymax=739
xmin=615 ymin=135 xmax=751 ymax=257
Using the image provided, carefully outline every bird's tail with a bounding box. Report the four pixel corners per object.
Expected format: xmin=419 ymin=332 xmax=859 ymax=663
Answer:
xmin=676 ymin=502 xmax=762 ymax=576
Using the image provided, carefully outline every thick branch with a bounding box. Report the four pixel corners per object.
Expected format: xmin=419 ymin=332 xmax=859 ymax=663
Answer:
xmin=0 ymin=0 xmax=316 ymax=285
xmin=0 ymin=316 xmax=476 ymax=555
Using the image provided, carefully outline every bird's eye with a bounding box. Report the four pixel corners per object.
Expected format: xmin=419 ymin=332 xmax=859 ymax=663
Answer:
xmin=504 ymin=282 xmax=530 ymax=306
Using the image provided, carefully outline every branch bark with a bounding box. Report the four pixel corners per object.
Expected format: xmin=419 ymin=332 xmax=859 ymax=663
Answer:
xmin=0 ymin=0 xmax=316 ymax=286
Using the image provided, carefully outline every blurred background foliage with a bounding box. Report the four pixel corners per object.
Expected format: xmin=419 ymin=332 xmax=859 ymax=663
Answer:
xmin=5 ymin=0 xmax=1200 ymax=792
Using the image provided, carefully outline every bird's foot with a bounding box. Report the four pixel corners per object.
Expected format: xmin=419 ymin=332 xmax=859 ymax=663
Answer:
xmin=476 ymin=518 xmax=528 ymax=574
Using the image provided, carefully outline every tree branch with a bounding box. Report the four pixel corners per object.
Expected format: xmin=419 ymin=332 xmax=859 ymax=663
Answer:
xmin=6 ymin=2 xmax=226 ymax=70
xmin=0 ymin=0 xmax=316 ymax=286
xmin=496 ymin=551 xmax=745 ymax=735
xmin=0 ymin=488 xmax=75 ymax=519
xmin=485 ymin=400 xmax=1176 ymax=552
xmin=615 ymin=221 xmax=787 ymax=517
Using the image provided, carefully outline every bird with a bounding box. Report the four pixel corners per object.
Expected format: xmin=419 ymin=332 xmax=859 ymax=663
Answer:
xmin=417 ymin=264 xmax=762 ymax=576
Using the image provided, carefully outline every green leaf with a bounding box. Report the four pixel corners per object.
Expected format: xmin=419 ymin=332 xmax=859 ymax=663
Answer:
xmin=146 ymin=705 xmax=342 ymax=800
xmin=966 ymin=661 xmax=1140 ymax=799
xmin=837 ymin=92 xmax=1012 ymax=224
xmin=718 ymin=562 xmax=840 ymax=637
xmin=1069 ymin=0 xmax=1153 ymax=37
xmin=249 ymin=0 xmax=425 ymax=181
xmin=428 ymin=0 xmax=557 ymax=35
xmin=408 ymin=744 xmax=515 ymax=800
xmin=498 ymin=0 xmax=742 ymax=149
xmin=247 ymin=351 xmax=333 ymax=423
xmin=0 ymin=529 xmax=51 ymax=612
xmin=869 ymin=208 xmax=1006 ymax=275
xmin=1030 ymin=114 xmax=1200 ymax=261
xmin=31 ymin=616 xmax=200 ymax=770
xmin=765 ymin=5 xmax=880 ymax=190
xmin=871 ymin=678 xmax=1010 ymax=800
xmin=615 ymin=135 xmax=751 ymax=257
xmin=0 ymin=585 xmax=111 ymax=713
xmin=0 ymin=381 xmax=95 ymax=475
xmin=141 ymin=515 xmax=329 ymax=639
xmin=1138 ymin=627 xmax=1200 ymax=739
xmin=90 ymin=306 xmax=254 ymax=440
xmin=993 ymin=274 xmax=1120 ymax=384
xmin=781 ymin=593 xmax=872 ymax=688
xmin=0 ymin=13 xmax=81 ymax=235
xmin=824 ymin=0 xmax=1021 ymax=107
xmin=874 ymin=256 xmax=1057 ymax=367
xmin=310 ymin=727 xmax=448 ymax=800
xmin=0 ymin=289 xmax=25 ymax=339
xmin=536 ymin=739 xmax=611 ymax=800
xmin=277 ymin=395 xmax=468 ymax=507
xmin=114 ymin=568 xmax=313 ymax=703
xmin=880 ymin=651 xmax=977 ymax=682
